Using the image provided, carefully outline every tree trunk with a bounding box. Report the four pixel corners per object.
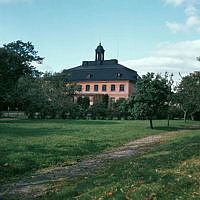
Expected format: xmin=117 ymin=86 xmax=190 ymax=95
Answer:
xmin=150 ymin=118 xmax=153 ymax=129
xmin=184 ymin=111 xmax=187 ymax=123
xmin=167 ymin=114 xmax=170 ymax=127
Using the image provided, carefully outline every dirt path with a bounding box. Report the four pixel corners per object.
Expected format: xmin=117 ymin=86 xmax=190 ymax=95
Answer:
xmin=0 ymin=128 xmax=193 ymax=199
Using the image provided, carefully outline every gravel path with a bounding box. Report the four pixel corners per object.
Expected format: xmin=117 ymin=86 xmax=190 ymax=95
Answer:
xmin=0 ymin=129 xmax=189 ymax=199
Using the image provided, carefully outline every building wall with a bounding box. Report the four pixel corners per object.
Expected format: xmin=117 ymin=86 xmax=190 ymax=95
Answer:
xmin=74 ymin=80 xmax=136 ymax=105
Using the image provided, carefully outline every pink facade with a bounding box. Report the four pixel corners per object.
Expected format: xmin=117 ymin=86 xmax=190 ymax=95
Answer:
xmin=74 ymin=80 xmax=136 ymax=105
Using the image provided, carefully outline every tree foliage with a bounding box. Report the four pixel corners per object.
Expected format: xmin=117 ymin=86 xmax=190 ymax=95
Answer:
xmin=113 ymin=98 xmax=129 ymax=120
xmin=16 ymin=72 xmax=79 ymax=119
xmin=134 ymin=73 xmax=171 ymax=128
xmin=89 ymin=102 xmax=108 ymax=120
xmin=0 ymin=41 xmax=43 ymax=111
xmin=102 ymin=94 xmax=109 ymax=108
xmin=0 ymin=48 xmax=24 ymax=110
xmin=175 ymin=71 xmax=200 ymax=122
xmin=76 ymin=96 xmax=90 ymax=119
xmin=4 ymin=40 xmax=43 ymax=77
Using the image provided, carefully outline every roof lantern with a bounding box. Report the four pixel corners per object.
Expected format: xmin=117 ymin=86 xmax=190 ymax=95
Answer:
xmin=95 ymin=43 xmax=105 ymax=62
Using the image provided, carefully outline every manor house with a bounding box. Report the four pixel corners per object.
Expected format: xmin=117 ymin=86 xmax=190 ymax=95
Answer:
xmin=63 ymin=43 xmax=139 ymax=105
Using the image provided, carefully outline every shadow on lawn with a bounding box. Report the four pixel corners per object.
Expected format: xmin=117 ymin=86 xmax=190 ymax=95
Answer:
xmin=154 ymin=124 xmax=200 ymax=132
xmin=0 ymin=119 xmax=119 ymax=125
xmin=0 ymin=120 xmax=119 ymax=137
xmin=0 ymin=125 xmax=82 ymax=137
xmin=153 ymin=126 xmax=181 ymax=131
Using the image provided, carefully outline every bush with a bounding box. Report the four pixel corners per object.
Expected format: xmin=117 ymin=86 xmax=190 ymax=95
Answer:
xmin=89 ymin=102 xmax=107 ymax=120
xmin=169 ymin=106 xmax=183 ymax=120
xmin=194 ymin=111 xmax=200 ymax=120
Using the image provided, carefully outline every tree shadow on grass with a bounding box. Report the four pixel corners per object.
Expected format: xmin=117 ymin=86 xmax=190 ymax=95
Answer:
xmin=153 ymin=126 xmax=182 ymax=131
xmin=153 ymin=124 xmax=200 ymax=132
xmin=0 ymin=120 xmax=120 ymax=137
xmin=0 ymin=125 xmax=82 ymax=137
xmin=0 ymin=119 xmax=119 ymax=125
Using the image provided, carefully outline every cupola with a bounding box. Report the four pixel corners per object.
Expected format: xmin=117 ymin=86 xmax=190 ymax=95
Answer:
xmin=95 ymin=43 xmax=105 ymax=62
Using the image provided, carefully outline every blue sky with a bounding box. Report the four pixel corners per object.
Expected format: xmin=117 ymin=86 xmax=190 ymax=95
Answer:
xmin=0 ymin=0 xmax=200 ymax=81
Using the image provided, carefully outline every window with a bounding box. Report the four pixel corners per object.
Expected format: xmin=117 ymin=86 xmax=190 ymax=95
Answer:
xmin=116 ymin=73 xmax=122 ymax=78
xmin=86 ymin=85 xmax=90 ymax=91
xmin=78 ymin=85 xmax=82 ymax=91
xmin=94 ymin=85 xmax=98 ymax=91
xmin=119 ymin=84 xmax=125 ymax=91
xmin=102 ymin=85 xmax=107 ymax=91
xmin=111 ymin=85 xmax=115 ymax=91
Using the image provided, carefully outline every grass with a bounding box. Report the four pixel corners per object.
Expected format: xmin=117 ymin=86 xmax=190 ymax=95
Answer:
xmin=42 ymin=128 xmax=200 ymax=200
xmin=0 ymin=119 xmax=199 ymax=186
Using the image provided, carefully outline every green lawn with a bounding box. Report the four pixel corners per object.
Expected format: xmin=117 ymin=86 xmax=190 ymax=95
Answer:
xmin=43 ymin=128 xmax=200 ymax=200
xmin=0 ymin=119 xmax=199 ymax=187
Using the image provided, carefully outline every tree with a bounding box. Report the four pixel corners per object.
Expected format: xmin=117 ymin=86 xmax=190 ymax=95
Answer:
xmin=0 ymin=48 xmax=25 ymax=111
xmin=77 ymin=96 xmax=90 ymax=119
xmin=0 ymin=41 xmax=43 ymax=112
xmin=16 ymin=72 xmax=79 ymax=119
xmin=164 ymin=72 xmax=174 ymax=127
xmin=4 ymin=40 xmax=43 ymax=77
xmin=175 ymin=71 xmax=200 ymax=122
xmin=113 ymin=98 xmax=129 ymax=120
xmin=102 ymin=94 xmax=109 ymax=108
xmin=16 ymin=76 xmax=49 ymax=118
xmin=126 ymin=96 xmax=136 ymax=119
xmin=89 ymin=102 xmax=108 ymax=120
xmin=77 ymin=97 xmax=90 ymax=110
xmin=134 ymin=73 xmax=170 ymax=129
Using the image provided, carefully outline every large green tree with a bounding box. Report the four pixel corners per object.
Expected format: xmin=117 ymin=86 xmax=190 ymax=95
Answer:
xmin=0 ymin=48 xmax=25 ymax=110
xmin=4 ymin=40 xmax=43 ymax=77
xmin=0 ymin=40 xmax=43 ymax=111
xmin=134 ymin=73 xmax=170 ymax=129
xmin=175 ymin=71 xmax=200 ymax=122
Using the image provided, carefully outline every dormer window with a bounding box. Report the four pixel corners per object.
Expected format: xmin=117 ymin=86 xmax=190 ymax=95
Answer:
xmin=116 ymin=73 xmax=122 ymax=78
xmin=87 ymin=74 xmax=93 ymax=79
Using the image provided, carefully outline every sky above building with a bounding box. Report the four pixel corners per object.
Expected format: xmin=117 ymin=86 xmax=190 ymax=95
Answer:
xmin=0 ymin=0 xmax=200 ymax=82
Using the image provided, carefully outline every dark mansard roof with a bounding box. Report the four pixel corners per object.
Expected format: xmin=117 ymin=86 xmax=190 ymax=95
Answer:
xmin=63 ymin=44 xmax=139 ymax=82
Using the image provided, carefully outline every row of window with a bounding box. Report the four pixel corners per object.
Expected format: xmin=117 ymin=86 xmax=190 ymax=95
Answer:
xmin=79 ymin=84 xmax=125 ymax=92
